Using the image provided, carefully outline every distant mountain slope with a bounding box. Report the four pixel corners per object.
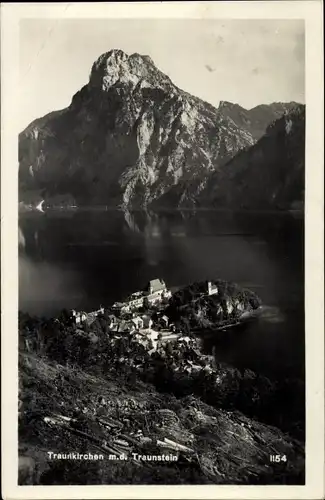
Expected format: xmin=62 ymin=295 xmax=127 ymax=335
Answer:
xmin=18 ymin=49 xmax=302 ymax=210
xmin=198 ymin=106 xmax=305 ymax=210
xmin=217 ymin=100 xmax=302 ymax=141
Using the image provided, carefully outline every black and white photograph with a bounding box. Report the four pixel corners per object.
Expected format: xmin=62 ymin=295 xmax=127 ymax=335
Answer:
xmin=1 ymin=1 xmax=324 ymax=497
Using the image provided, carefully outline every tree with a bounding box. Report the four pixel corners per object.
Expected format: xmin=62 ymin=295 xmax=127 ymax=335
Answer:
xmin=181 ymin=317 xmax=191 ymax=335
xmin=143 ymin=297 xmax=150 ymax=311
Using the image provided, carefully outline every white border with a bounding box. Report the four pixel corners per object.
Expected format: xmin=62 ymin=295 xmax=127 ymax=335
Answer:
xmin=1 ymin=2 xmax=324 ymax=499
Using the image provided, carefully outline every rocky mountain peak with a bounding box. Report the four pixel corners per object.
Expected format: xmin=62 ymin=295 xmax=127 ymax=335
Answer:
xmin=89 ymin=49 xmax=173 ymax=92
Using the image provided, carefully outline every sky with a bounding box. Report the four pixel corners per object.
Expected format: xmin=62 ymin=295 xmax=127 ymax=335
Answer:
xmin=19 ymin=18 xmax=305 ymax=131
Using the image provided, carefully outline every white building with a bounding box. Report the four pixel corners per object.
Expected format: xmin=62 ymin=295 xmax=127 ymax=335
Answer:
xmin=207 ymin=281 xmax=219 ymax=296
xmin=142 ymin=315 xmax=153 ymax=329
xmin=114 ymin=294 xmax=144 ymax=313
xmin=146 ymin=278 xmax=172 ymax=304
xmin=107 ymin=315 xmax=118 ymax=329
xmin=178 ymin=336 xmax=192 ymax=345
xmin=146 ymin=329 xmax=160 ymax=352
xmin=160 ymin=315 xmax=169 ymax=328
xmin=131 ymin=316 xmax=144 ymax=330
xmin=148 ymin=279 xmax=166 ymax=295
xmin=72 ymin=310 xmax=87 ymax=324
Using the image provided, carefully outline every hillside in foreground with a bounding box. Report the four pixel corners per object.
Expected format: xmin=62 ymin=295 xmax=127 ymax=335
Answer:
xmin=19 ymin=350 xmax=304 ymax=485
xmin=19 ymin=281 xmax=305 ymax=486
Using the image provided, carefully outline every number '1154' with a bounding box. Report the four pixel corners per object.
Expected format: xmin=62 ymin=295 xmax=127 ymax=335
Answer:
xmin=270 ymin=455 xmax=287 ymax=462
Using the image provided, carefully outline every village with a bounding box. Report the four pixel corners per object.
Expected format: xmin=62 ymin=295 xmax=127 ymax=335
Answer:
xmin=68 ymin=278 xmax=220 ymax=370
xmin=72 ymin=278 xmax=178 ymax=341
xmin=19 ymin=275 xmax=263 ymax=414
xmin=20 ymin=276 xmax=259 ymax=377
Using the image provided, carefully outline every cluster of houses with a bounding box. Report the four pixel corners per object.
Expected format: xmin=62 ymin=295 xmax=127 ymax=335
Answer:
xmin=69 ymin=279 xmax=224 ymax=352
xmin=112 ymin=278 xmax=172 ymax=313
xmin=107 ymin=313 xmax=169 ymax=334
xmin=69 ymin=279 xmax=176 ymax=344
xmin=71 ymin=307 xmax=105 ymax=325
xmin=70 ymin=308 xmax=171 ymax=336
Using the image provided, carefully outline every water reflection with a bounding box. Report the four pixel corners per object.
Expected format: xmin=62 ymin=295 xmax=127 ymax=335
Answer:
xmin=19 ymin=254 xmax=84 ymax=317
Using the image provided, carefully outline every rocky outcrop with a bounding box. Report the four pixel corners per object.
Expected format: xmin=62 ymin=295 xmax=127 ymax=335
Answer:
xmin=19 ymin=49 xmax=302 ymax=210
xmin=166 ymin=279 xmax=262 ymax=331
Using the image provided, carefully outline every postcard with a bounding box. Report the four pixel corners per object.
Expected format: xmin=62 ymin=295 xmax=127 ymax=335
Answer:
xmin=1 ymin=2 xmax=324 ymax=499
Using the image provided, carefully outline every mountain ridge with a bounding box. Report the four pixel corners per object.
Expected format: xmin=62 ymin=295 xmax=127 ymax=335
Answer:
xmin=19 ymin=49 xmax=304 ymax=210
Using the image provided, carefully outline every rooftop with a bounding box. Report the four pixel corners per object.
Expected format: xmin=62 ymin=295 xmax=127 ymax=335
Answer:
xmin=148 ymin=278 xmax=166 ymax=293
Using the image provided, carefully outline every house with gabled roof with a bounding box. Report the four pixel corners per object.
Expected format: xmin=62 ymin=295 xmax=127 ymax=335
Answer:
xmin=146 ymin=278 xmax=172 ymax=304
xmin=147 ymin=278 xmax=166 ymax=295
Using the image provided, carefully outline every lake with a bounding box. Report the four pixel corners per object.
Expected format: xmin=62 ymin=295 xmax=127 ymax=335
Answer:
xmin=19 ymin=209 xmax=304 ymax=382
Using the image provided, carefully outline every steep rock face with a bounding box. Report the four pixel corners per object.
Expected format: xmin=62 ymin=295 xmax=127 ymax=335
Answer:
xmin=19 ymin=50 xmax=256 ymax=209
xmin=198 ymin=107 xmax=305 ymax=210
